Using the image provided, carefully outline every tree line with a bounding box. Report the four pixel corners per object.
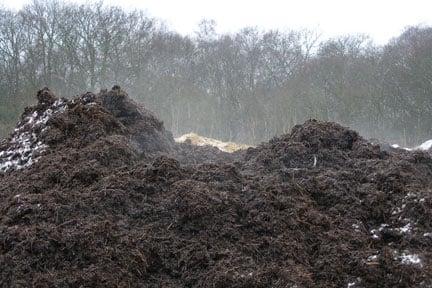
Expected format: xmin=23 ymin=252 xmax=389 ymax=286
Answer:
xmin=1 ymin=0 xmax=432 ymax=146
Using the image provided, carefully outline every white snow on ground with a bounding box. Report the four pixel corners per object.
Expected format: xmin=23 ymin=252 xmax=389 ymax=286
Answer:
xmin=391 ymin=191 xmax=423 ymax=221
xmin=366 ymin=250 xmax=422 ymax=266
xmin=366 ymin=254 xmax=379 ymax=262
xmin=371 ymin=219 xmax=415 ymax=239
xmin=417 ymin=139 xmax=432 ymax=151
xmin=346 ymin=277 xmax=362 ymax=287
xmin=395 ymin=222 xmax=413 ymax=234
xmin=0 ymin=99 xmax=67 ymax=172
xmin=391 ymin=139 xmax=432 ymax=152
xmin=351 ymin=223 xmax=360 ymax=232
xmin=175 ymin=132 xmax=251 ymax=153
xmin=370 ymin=224 xmax=389 ymax=239
xmin=367 ymin=187 xmax=428 ymax=268
xmin=396 ymin=251 xmax=422 ymax=266
xmin=390 ymin=143 xmax=412 ymax=151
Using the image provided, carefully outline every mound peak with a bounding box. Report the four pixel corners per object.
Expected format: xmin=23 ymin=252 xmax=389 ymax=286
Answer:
xmin=0 ymin=87 xmax=174 ymax=173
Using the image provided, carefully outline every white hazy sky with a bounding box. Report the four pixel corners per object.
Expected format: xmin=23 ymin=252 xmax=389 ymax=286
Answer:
xmin=2 ymin=0 xmax=432 ymax=44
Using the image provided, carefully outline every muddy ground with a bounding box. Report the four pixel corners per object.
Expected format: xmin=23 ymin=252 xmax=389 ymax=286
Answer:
xmin=0 ymin=87 xmax=431 ymax=287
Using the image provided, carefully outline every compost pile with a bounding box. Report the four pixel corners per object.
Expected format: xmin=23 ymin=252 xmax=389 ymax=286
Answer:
xmin=0 ymin=88 xmax=431 ymax=288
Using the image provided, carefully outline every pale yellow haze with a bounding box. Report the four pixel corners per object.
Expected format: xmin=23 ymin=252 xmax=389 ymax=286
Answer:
xmin=2 ymin=0 xmax=432 ymax=44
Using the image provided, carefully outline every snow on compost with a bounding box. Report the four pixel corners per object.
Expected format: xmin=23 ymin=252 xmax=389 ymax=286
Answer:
xmin=0 ymin=98 xmax=67 ymax=172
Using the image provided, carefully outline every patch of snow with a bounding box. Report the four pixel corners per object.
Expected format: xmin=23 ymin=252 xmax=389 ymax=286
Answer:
xmin=16 ymin=204 xmax=24 ymax=212
xmin=0 ymin=99 xmax=67 ymax=172
xmin=379 ymin=224 xmax=390 ymax=230
xmin=394 ymin=139 xmax=432 ymax=152
xmin=392 ymin=206 xmax=402 ymax=215
xmin=367 ymin=254 xmax=379 ymax=262
xmin=370 ymin=221 xmax=414 ymax=239
xmin=370 ymin=224 xmax=388 ymax=239
xmin=424 ymin=232 xmax=432 ymax=237
xmin=390 ymin=143 xmax=413 ymax=151
xmin=346 ymin=277 xmax=362 ymax=288
xmin=370 ymin=230 xmax=379 ymax=239
xmin=236 ymin=271 xmax=254 ymax=278
xmin=352 ymin=223 xmax=361 ymax=233
xmin=391 ymin=191 xmax=426 ymax=220
xmin=395 ymin=222 xmax=413 ymax=234
xmin=416 ymin=139 xmax=432 ymax=151
xmin=397 ymin=252 xmax=422 ymax=266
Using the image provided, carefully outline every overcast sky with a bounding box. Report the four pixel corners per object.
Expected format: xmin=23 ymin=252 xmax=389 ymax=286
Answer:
xmin=3 ymin=0 xmax=432 ymax=44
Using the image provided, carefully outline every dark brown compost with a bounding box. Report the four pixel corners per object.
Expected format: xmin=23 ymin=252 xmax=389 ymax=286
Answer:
xmin=0 ymin=87 xmax=431 ymax=287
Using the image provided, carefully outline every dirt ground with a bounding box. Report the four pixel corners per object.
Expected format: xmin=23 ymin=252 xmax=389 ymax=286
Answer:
xmin=0 ymin=87 xmax=431 ymax=287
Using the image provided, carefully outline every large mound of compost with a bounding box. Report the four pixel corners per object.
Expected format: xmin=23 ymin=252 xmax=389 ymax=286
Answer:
xmin=0 ymin=87 xmax=431 ymax=287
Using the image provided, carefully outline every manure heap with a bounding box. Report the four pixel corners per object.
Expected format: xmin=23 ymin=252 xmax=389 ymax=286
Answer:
xmin=0 ymin=87 xmax=431 ymax=288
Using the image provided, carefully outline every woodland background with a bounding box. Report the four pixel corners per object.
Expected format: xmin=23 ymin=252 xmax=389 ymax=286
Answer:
xmin=1 ymin=1 xmax=432 ymax=145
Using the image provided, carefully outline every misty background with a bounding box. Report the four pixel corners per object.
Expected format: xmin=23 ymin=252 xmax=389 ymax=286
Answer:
xmin=0 ymin=0 xmax=432 ymax=146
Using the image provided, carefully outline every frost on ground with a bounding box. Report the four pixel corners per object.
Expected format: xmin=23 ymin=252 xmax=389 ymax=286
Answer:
xmin=0 ymin=98 xmax=67 ymax=172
